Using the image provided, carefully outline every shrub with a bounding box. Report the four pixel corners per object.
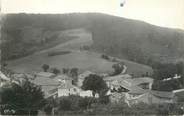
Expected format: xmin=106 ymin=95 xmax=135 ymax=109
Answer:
xmin=101 ymin=54 xmax=110 ymax=60
xmin=51 ymin=68 xmax=61 ymax=75
xmin=58 ymin=97 xmax=72 ymax=111
xmin=78 ymin=97 xmax=92 ymax=110
xmin=57 ymin=95 xmax=96 ymax=112
xmin=42 ymin=64 xmax=50 ymax=72
xmin=48 ymin=51 xmax=71 ymax=56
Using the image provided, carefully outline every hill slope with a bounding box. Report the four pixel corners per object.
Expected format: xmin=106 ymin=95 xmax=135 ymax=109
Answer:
xmin=2 ymin=13 xmax=184 ymax=64
xmin=6 ymin=29 xmax=153 ymax=76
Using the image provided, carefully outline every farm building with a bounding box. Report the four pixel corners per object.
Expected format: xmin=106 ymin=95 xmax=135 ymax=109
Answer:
xmin=36 ymin=72 xmax=56 ymax=78
xmin=58 ymin=81 xmax=80 ymax=97
xmin=125 ymin=90 xmax=175 ymax=106
xmin=173 ymin=89 xmax=184 ymax=102
xmin=31 ymin=76 xmax=60 ymax=98
xmin=105 ymin=73 xmax=173 ymax=106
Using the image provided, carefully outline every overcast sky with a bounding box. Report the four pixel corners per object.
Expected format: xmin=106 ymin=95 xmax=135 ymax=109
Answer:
xmin=1 ymin=0 xmax=184 ymax=29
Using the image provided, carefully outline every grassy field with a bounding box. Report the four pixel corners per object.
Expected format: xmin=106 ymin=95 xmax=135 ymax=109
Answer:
xmin=6 ymin=29 xmax=153 ymax=76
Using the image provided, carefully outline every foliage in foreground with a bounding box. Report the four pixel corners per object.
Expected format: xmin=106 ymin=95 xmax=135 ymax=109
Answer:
xmin=0 ymin=81 xmax=45 ymax=115
xmin=43 ymin=95 xmax=184 ymax=115
xmin=89 ymin=102 xmax=184 ymax=115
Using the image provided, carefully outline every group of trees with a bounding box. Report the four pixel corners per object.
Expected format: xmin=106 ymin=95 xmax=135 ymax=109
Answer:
xmin=111 ymin=62 xmax=125 ymax=76
xmin=82 ymin=74 xmax=108 ymax=97
xmin=152 ymin=78 xmax=183 ymax=91
xmin=41 ymin=64 xmax=80 ymax=85
xmin=152 ymin=62 xmax=184 ymax=80
xmin=90 ymin=102 xmax=184 ymax=115
xmin=41 ymin=64 xmax=61 ymax=75
xmin=151 ymin=61 xmax=184 ymax=91
xmin=62 ymin=67 xmax=79 ymax=85
xmin=0 ymin=80 xmax=45 ymax=115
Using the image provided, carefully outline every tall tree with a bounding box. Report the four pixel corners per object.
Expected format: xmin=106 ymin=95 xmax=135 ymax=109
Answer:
xmin=112 ymin=62 xmax=124 ymax=76
xmin=42 ymin=64 xmax=50 ymax=72
xmin=70 ymin=68 xmax=79 ymax=85
xmin=51 ymin=68 xmax=60 ymax=75
xmin=81 ymin=74 xmax=108 ymax=97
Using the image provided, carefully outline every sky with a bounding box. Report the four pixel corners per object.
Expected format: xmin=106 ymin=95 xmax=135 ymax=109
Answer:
xmin=1 ymin=0 xmax=184 ymax=29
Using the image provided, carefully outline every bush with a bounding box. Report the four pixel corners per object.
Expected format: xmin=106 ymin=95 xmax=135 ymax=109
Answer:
xmin=48 ymin=51 xmax=71 ymax=56
xmin=99 ymin=95 xmax=110 ymax=104
xmin=50 ymin=68 xmax=61 ymax=75
xmin=78 ymin=97 xmax=93 ymax=110
xmin=88 ymin=102 xmax=184 ymax=115
xmin=46 ymin=95 xmax=184 ymax=115
xmin=58 ymin=97 xmax=72 ymax=111
xmin=42 ymin=64 xmax=50 ymax=72
xmin=101 ymin=54 xmax=110 ymax=60
xmin=57 ymin=95 xmax=96 ymax=112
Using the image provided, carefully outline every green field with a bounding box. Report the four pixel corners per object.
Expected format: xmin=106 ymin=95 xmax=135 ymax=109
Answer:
xmin=6 ymin=29 xmax=153 ymax=76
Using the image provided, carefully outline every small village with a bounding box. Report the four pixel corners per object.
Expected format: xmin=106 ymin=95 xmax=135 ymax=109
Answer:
xmin=1 ymin=6 xmax=184 ymax=115
xmin=0 ymin=58 xmax=184 ymax=115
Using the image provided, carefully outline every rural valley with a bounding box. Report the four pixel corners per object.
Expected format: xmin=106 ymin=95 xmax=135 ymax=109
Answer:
xmin=0 ymin=13 xmax=184 ymax=115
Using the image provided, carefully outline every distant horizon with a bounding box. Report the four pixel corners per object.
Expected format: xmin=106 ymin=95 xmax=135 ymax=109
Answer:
xmin=1 ymin=0 xmax=184 ymax=29
xmin=2 ymin=12 xmax=184 ymax=31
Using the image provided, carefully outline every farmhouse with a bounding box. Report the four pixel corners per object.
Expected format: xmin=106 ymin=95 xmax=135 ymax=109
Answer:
xmin=31 ymin=72 xmax=96 ymax=98
xmin=104 ymin=73 xmax=174 ymax=106
xmin=173 ymin=89 xmax=184 ymax=102
xmin=104 ymin=74 xmax=132 ymax=88
xmin=58 ymin=81 xmax=80 ymax=97
xmin=57 ymin=78 xmax=97 ymax=98
xmin=124 ymin=77 xmax=153 ymax=90
xmin=104 ymin=74 xmax=153 ymax=92
xmin=125 ymin=90 xmax=175 ymax=106
xmin=32 ymin=76 xmax=60 ymax=98
xmin=54 ymin=74 xmax=73 ymax=84
xmin=36 ymin=72 xmax=56 ymax=78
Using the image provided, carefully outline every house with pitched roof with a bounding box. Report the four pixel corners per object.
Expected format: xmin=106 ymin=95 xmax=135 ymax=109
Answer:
xmin=173 ymin=89 xmax=184 ymax=102
xmin=104 ymin=73 xmax=174 ymax=105
xmin=32 ymin=72 xmax=95 ymax=98
xmin=57 ymin=79 xmax=96 ymax=98
xmin=104 ymin=74 xmax=152 ymax=93
xmin=31 ymin=75 xmax=60 ymax=98
xmin=125 ymin=90 xmax=175 ymax=106
xmin=124 ymin=77 xmax=153 ymax=90
xmin=36 ymin=72 xmax=56 ymax=78
xmin=58 ymin=81 xmax=80 ymax=97
xmin=104 ymin=74 xmax=132 ymax=88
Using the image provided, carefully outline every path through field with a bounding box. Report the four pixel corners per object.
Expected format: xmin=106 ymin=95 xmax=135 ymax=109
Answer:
xmin=7 ymin=29 xmax=114 ymax=74
xmin=7 ymin=28 xmax=153 ymax=76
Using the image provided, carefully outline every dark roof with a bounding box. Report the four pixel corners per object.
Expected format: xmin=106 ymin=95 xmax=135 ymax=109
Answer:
xmin=54 ymin=74 xmax=71 ymax=80
xmin=31 ymin=76 xmax=59 ymax=95
xmin=110 ymin=80 xmax=146 ymax=94
xmin=128 ymin=87 xmax=147 ymax=95
xmin=150 ymin=90 xmax=174 ymax=99
xmin=58 ymin=82 xmax=76 ymax=89
xmin=104 ymin=74 xmax=132 ymax=81
xmin=173 ymin=89 xmax=184 ymax=98
xmin=124 ymin=77 xmax=153 ymax=86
